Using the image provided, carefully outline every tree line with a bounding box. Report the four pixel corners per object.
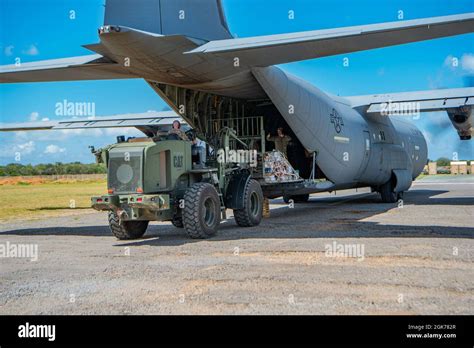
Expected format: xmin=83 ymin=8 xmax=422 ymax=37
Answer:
xmin=434 ymin=158 xmax=471 ymax=166
xmin=0 ymin=157 xmax=469 ymax=177
xmin=0 ymin=162 xmax=106 ymax=176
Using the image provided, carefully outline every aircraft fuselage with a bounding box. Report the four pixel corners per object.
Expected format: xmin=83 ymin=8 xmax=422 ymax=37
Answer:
xmin=252 ymin=66 xmax=427 ymax=191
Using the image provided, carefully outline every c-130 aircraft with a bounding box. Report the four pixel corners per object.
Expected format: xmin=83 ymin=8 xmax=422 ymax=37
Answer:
xmin=1 ymin=0 xmax=473 ymax=240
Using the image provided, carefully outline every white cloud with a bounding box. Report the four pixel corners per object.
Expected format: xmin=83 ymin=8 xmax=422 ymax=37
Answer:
xmin=4 ymin=45 xmax=14 ymax=56
xmin=90 ymin=129 xmax=104 ymax=136
xmin=14 ymin=131 xmax=28 ymax=140
xmin=60 ymin=129 xmax=85 ymax=136
xmin=104 ymin=127 xmax=141 ymax=137
xmin=58 ymin=127 xmax=139 ymax=138
xmin=44 ymin=144 xmax=66 ymax=154
xmin=17 ymin=141 xmax=35 ymax=154
xmin=14 ymin=128 xmax=103 ymax=143
xmin=15 ymin=130 xmax=55 ymax=142
xmin=461 ymin=54 xmax=474 ymax=73
xmin=29 ymin=112 xmax=39 ymax=121
xmin=60 ymin=128 xmax=103 ymax=137
xmin=0 ymin=141 xmax=36 ymax=157
xmin=41 ymin=117 xmax=50 ymax=121
xmin=443 ymin=53 xmax=474 ymax=74
xmin=23 ymin=44 xmax=39 ymax=56
xmin=443 ymin=55 xmax=457 ymax=70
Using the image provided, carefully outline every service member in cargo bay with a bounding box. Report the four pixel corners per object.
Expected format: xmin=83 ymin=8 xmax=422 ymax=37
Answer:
xmin=168 ymin=120 xmax=206 ymax=167
xmin=167 ymin=120 xmax=189 ymax=141
xmin=267 ymin=127 xmax=292 ymax=157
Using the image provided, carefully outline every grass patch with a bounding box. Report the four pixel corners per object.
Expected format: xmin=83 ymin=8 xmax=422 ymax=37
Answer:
xmin=0 ymin=180 xmax=107 ymax=221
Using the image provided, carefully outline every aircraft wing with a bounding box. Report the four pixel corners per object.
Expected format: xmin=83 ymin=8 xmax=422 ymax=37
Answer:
xmin=0 ymin=54 xmax=136 ymax=83
xmin=345 ymin=88 xmax=474 ymax=112
xmin=0 ymin=111 xmax=182 ymax=136
xmin=186 ymin=13 xmax=474 ymax=67
xmin=343 ymin=87 xmax=474 ymax=140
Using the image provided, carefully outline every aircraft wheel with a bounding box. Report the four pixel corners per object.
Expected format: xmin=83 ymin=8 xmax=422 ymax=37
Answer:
xmin=183 ymin=183 xmax=221 ymax=239
xmin=379 ymin=180 xmax=398 ymax=203
xmin=234 ymin=179 xmax=263 ymax=227
xmin=108 ymin=211 xmax=149 ymax=240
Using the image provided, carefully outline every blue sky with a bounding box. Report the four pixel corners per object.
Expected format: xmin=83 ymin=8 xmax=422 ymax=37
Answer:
xmin=0 ymin=0 xmax=473 ymax=165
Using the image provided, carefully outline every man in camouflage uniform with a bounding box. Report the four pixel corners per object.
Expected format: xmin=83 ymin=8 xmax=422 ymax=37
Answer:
xmin=267 ymin=127 xmax=291 ymax=157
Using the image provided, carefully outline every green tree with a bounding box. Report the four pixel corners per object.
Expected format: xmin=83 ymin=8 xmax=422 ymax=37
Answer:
xmin=436 ymin=157 xmax=451 ymax=166
xmin=0 ymin=162 xmax=106 ymax=176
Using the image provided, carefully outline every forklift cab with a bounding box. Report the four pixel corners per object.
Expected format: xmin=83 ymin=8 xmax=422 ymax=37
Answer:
xmin=166 ymin=128 xmax=206 ymax=168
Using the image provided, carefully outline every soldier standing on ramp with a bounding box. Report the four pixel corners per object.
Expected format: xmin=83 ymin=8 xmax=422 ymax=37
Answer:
xmin=267 ymin=127 xmax=292 ymax=157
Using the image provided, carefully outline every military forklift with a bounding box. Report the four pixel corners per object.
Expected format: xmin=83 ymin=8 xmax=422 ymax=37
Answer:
xmin=91 ymin=116 xmax=269 ymax=240
xmin=89 ymin=92 xmax=334 ymax=241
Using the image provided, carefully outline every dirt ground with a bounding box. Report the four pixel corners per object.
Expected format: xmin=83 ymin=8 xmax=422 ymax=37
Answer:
xmin=0 ymin=176 xmax=473 ymax=315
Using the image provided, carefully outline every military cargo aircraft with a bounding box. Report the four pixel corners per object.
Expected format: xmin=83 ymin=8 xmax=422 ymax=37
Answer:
xmin=1 ymin=0 xmax=473 ymax=239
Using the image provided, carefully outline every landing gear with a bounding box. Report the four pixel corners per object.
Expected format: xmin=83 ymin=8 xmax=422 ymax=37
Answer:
xmin=233 ymin=179 xmax=264 ymax=227
xmin=283 ymin=194 xmax=310 ymax=204
xmin=182 ymin=182 xmax=221 ymax=239
xmin=378 ymin=180 xmax=403 ymax=203
xmin=108 ymin=211 xmax=149 ymax=240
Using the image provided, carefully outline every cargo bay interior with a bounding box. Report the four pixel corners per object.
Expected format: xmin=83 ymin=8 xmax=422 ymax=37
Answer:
xmin=148 ymin=82 xmax=328 ymax=181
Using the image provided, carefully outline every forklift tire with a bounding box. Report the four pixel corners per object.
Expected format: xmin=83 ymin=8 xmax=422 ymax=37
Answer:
xmin=379 ymin=180 xmax=399 ymax=203
xmin=283 ymin=194 xmax=310 ymax=204
xmin=171 ymin=215 xmax=184 ymax=228
xmin=233 ymin=179 xmax=264 ymax=227
xmin=183 ymin=182 xmax=221 ymax=239
xmin=108 ymin=211 xmax=149 ymax=240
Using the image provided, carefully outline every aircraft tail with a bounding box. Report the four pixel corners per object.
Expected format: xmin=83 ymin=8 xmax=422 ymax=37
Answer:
xmin=104 ymin=0 xmax=232 ymax=41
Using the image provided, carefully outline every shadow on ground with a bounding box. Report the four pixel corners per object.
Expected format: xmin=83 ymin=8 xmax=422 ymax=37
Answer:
xmin=1 ymin=189 xmax=472 ymax=246
xmin=27 ymin=207 xmax=92 ymax=211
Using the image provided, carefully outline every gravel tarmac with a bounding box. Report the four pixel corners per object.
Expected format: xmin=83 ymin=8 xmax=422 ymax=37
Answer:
xmin=1 ymin=177 xmax=473 ymax=314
